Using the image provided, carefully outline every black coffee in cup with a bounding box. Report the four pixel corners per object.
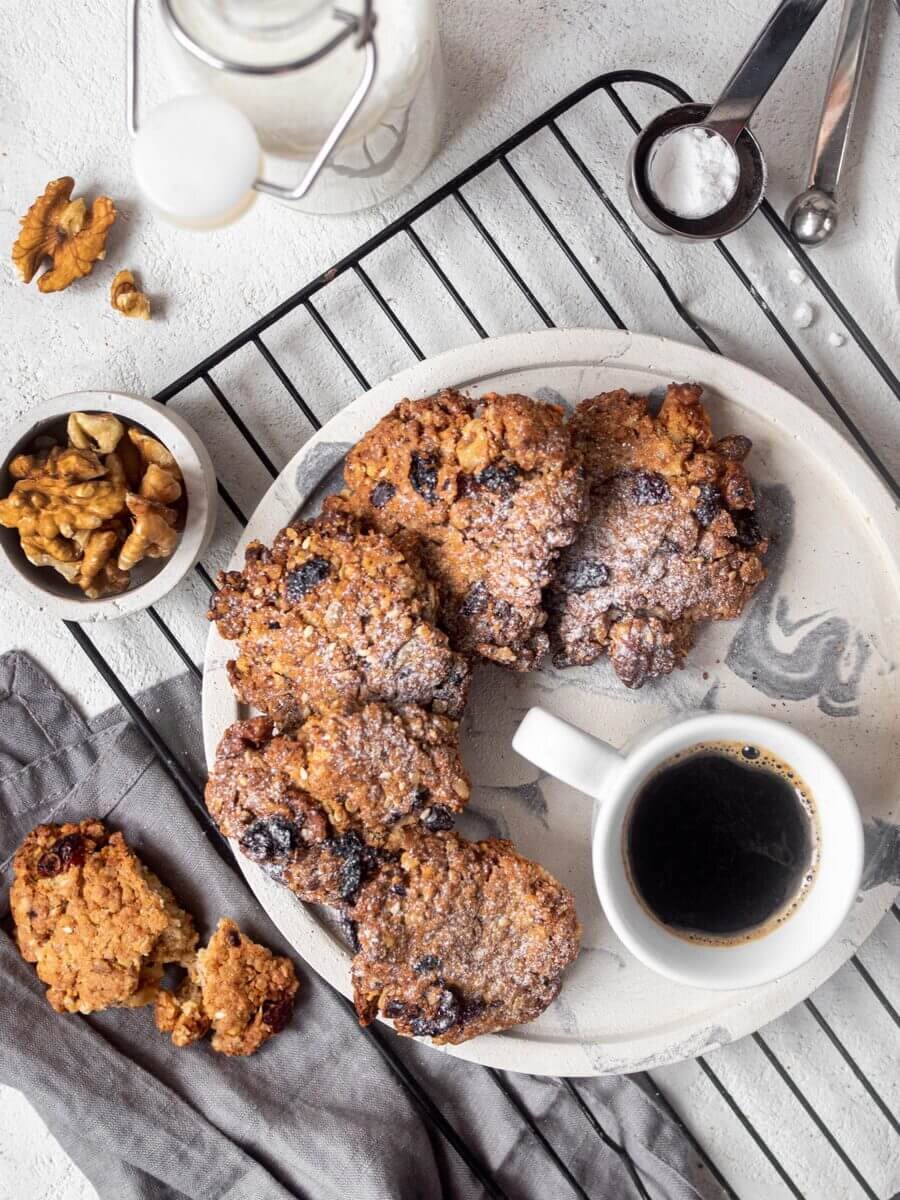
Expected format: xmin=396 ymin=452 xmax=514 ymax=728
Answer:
xmin=624 ymin=741 xmax=820 ymax=945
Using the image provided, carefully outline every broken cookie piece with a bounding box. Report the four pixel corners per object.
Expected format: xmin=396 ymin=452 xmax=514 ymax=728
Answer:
xmin=10 ymin=820 xmax=197 ymax=1014
xmin=549 ymin=384 xmax=768 ymax=686
xmin=205 ymin=716 xmax=346 ymax=904
xmin=347 ymin=829 xmax=581 ymax=1044
xmin=155 ymin=918 xmax=299 ymax=1055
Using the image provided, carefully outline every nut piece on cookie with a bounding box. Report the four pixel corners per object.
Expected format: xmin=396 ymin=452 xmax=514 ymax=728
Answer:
xmin=205 ymin=704 xmax=470 ymax=904
xmin=207 ymin=507 xmax=471 ymax=728
xmin=549 ymin=384 xmax=768 ymax=686
xmin=346 ymin=829 xmax=581 ymax=1045
xmin=332 ymin=390 xmax=587 ymax=671
xmin=155 ymin=918 xmax=298 ymax=1056
xmin=10 ymin=820 xmax=197 ymax=1014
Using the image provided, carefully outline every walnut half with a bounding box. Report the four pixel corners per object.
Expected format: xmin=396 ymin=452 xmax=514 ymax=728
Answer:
xmin=68 ymin=412 xmax=124 ymax=455
xmin=11 ymin=178 xmax=116 ymax=294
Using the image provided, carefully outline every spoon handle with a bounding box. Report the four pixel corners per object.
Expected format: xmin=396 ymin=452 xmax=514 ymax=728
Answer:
xmin=706 ymin=0 xmax=830 ymax=143
xmin=806 ymin=0 xmax=874 ymax=197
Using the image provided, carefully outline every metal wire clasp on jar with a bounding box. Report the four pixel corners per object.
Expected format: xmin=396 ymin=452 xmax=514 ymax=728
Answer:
xmin=126 ymin=0 xmax=444 ymax=227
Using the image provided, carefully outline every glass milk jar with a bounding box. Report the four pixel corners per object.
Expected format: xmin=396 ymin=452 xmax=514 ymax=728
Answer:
xmin=161 ymin=0 xmax=444 ymax=214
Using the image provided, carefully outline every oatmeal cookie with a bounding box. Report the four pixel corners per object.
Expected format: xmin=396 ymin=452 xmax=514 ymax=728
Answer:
xmin=155 ymin=918 xmax=298 ymax=1055
xmin=10 ymin=820 xmax=197 ymax=1014
xmin=205 ymin=706 xmax=470 ymax=904
xmin=549 ymin=384 xmax=768 ymax=686
xmin=208 ymin=507 xmax=470 ymax=728
xmin=346 ymin=829 xmax=581 ymax=1044
xmin=331 ymin=390 xmax=587 ymax=670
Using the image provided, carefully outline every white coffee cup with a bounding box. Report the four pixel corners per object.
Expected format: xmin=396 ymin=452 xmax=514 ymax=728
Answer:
xmin=512 ymin=708 xmax=863 ymax=990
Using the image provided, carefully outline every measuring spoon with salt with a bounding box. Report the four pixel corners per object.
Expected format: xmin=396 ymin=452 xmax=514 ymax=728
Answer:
xmin=628 ymin=0 xmax=830 ymax=240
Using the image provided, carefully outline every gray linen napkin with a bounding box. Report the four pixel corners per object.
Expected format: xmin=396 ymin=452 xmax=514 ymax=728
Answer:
xmin=0 ymin=651 xmax=725 ymax=1200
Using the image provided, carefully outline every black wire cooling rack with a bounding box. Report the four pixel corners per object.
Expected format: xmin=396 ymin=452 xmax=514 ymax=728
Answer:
xmin=64 ymin=71 xmax=899 ymax=1199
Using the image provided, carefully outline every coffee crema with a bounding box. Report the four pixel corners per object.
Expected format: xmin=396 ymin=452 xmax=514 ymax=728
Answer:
xmin=624 ymin=740 xmax=820 ymax=946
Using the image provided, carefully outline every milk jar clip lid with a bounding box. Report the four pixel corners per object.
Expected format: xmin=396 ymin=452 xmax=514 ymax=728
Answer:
xmin=126 ymin=0 xmax=377 ymax=227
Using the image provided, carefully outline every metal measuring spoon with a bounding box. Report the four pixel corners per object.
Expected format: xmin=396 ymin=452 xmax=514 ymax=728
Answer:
xmin=785 ymin=0 xmax=874 ymax=246
xmin=628 ymin=0 xmax=829 ymax=240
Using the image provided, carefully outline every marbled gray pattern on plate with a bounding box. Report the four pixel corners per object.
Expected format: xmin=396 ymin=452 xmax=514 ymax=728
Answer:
xmin=459 ymin=777 xmax=551 ymax=843
xmin=294 ymin=440 xmax=351 ymax=521
xmin=532 ymin=385 xmax=570 ymax=409
xmin=586 ymin=1025 xmax=731 ymax=1076
xmin=862 ymin=819 xmax=900 ymax=889
xmin=726 ymin=485 xmax=875 ymax=718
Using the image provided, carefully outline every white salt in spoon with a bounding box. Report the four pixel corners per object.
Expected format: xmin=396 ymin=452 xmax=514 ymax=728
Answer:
xmin=628 ymin=0 xmax=829 ymax=240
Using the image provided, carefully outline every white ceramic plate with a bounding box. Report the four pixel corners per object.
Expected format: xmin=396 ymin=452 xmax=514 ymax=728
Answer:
xmin=203 ymin=329 xmax=900 ymax=1076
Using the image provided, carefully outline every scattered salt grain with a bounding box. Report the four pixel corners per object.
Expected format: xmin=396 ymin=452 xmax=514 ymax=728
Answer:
xmin=792 ymin=302 xmax=815 ymax=329
xmin=828 ymin=330 xmax=846 ymax=348
xmin=647 ymin=126 xmax=740 ymax=220
xmin=788 ymin=267 xmax=806 ymax=285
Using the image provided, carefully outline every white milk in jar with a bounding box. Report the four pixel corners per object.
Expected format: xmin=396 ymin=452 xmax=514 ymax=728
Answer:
xmin=162 ymin=0 xmax=444 ymax=213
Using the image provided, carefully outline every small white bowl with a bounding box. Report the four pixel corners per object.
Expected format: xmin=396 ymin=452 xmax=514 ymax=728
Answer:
xmin=0 ymin=390 xmax=217 ymax=622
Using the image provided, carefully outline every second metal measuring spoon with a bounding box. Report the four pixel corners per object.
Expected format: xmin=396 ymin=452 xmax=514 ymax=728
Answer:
xmin=785 ymin=0 xmax=874 ymax=245
xmin=628 ymin=0 xmax=830 ymax=240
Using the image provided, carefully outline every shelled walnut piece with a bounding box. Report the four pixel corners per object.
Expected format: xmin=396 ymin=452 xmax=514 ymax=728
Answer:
xmin=111 ymin=269 xmax=151 ymax=321
xmin=67 ymin=411 xmax=124 ymax=455
xmin=11 ymin=178 xmax=116 ymax=293
xmin=118 ymin=492 xmax=179 ymax=570
xmin=0 ymin=413 xmax=184 ymax=597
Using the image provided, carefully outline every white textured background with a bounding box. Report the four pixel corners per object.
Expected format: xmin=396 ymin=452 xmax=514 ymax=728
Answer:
xmin=1 ymin=1 xmax=899 ymax=1197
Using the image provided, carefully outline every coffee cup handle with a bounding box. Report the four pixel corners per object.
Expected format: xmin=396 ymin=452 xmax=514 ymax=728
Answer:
xmin=512 ymin=707 xmax=624 ymax=802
